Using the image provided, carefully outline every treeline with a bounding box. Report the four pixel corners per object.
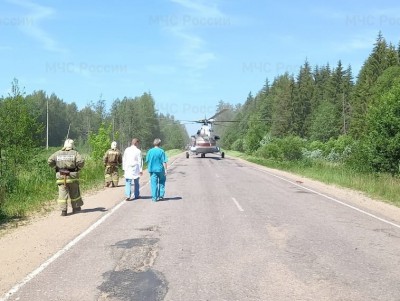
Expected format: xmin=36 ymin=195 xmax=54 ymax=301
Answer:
xmin=214 ymin=33 xmax=400 ymax=175
xmin=0 ymin=84 xmax=188 ymax=218
xmin=0 ymin=85 xmax=188 ymax=152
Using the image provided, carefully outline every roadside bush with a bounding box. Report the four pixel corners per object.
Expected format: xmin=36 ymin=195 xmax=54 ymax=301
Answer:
xmin=231 ymin=138 xmax=245 ymax=152
xmin=255 ymin=135 xmax=305 ymax=161
xmin=259 ymin=133 xmax=273 ymax=146
xmin=279 ymin=136 xmax=306 ymax=161
xmin=256 ymin=143 xmax=283 ymax=160
xmin=302 ymin=148 xmax=323 ymax=160
xmin=343 ymin=140 xmax=372 ymax=172
xmin=326 ymin=150 xmax=341 ymax=162
xmin=332 ymin=135 xmax=354 ymax=153
xmin=309 ymin=135 xmax=354 ymax=163
xmin=244 ymin=134 xmax=260 ymax=154
xmin=362 ymin=83 xmax=400 ymax=175
xmin=88 ymin=123 xmax=112 ymax=160
xmin=308 ymin=140 xmax=326 ymax=153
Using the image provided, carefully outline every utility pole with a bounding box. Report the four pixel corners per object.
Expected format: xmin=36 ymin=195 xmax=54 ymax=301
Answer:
xmin=46 ymin=98 xmax=49 ymax=149
xmin=66 ymin=123 xmax=71 ymax=139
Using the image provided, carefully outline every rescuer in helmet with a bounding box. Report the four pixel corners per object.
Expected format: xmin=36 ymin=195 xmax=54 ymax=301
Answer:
xmin=103 ymin=141 xmax=122 ymax=188
xmin=48 ymin=139 xmax=85 ymax=216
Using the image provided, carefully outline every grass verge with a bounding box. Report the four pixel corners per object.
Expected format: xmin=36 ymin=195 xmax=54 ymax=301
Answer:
xmin=0 ymin=149 xmax=184 ymax=227
xmin=226 ymin=150 xmax=400 ymax=207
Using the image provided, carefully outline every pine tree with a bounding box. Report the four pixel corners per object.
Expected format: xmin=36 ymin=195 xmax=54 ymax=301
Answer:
xmin=137 ymin=92 xmax=160 ymax=150
xmin=350 ymin=32 xmax=399 ymax=137
xmin=364 ymin=73 xmax=400 ymax=174
xmin=328 ymin=61 xmax=348 ymax=137
xmin=310 ymin=64 xmax=331 ymax=120
xmin=292 ymin=60 xmax=314 ymax=137
xmin=270 ymin=73 xmax=295 ymax=137
xmin=342 ymin=65 xmax=354 ymax=134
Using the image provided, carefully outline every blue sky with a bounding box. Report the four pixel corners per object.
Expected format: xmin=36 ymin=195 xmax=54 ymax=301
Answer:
xmin=1 ymin=0 xmax=400 ymax=135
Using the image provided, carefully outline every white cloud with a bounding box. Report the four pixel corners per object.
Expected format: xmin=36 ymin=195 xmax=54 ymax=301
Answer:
xmin=170 ymin=0 xmax=225 ymax=18
xmin=164 ymin=0 xmax=224 ymax=71
xmin=170 ymin=27 xmax=216 ymax=70
xmin=8 ymin=0 xmax=67 ymax=53
xmin=333 ymin=35 xmax=376 ymax=53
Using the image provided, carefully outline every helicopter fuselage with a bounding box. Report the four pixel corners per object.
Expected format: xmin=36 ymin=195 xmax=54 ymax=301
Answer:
xmin=186 ymin=120 xmax=225 ymax=158
xmin=191 ymin=138 xmax=220 ymax=154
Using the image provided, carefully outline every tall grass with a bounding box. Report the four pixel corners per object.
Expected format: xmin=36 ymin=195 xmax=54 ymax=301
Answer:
xmin=0 ymin=148 xmax=183 ymax=226
xmin=227 ymin=150 xmax=400 ymax=207
xmin=0 ymin=148 xmax=105 ymax=225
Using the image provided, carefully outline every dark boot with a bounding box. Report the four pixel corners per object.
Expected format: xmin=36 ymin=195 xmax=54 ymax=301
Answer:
xmin=72 ymin=207 xmax=81 ymax=214
xmin=61 ymin=210 xmax=67 ymax=216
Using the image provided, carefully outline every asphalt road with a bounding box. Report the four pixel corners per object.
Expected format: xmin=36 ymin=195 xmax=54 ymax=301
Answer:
xmin=4 ymin=154 xmax=400 ymax=301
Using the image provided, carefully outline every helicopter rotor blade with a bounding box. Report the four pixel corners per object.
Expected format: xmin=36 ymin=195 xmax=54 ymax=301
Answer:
xmin=180 ymin=119 xmax=205 ymax=123
xmin=179 ymin=118 xmax=271 ymax=124
xmin=213 ymin=119 xmax=272 ymax=123
xmin=208 ymin=108 xmax=228 ymax=121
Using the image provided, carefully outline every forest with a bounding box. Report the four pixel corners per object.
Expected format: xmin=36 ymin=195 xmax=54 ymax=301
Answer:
xmin=214 ymin=33 xmax=400 ymax=177
xmin=0 ymin=82 xmax=188 ymax=221
xmin=1 ymin=32 xmax=400 ymax=221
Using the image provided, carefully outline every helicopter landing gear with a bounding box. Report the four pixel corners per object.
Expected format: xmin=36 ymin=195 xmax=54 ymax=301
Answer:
xmin=186 ymin=152 xmax=189 ymax=159
xmin=221 ymin=152 xmax=225 ymax=158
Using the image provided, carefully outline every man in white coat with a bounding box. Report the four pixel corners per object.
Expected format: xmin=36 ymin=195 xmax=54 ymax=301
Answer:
xmin=122 ymin=138 xmax=143 ymax=200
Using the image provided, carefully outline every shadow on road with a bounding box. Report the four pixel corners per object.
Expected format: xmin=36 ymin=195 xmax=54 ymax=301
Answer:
xmin=105 ymin=184 xmax=124 ymax=188
xmin=80 ymin=207 xmax=108 ymax=213
xmin=158 ymin=196 xmax=182 ymax=202
xmin=192 ymin=156 xmax=222 ymax=161
xmin=138 ymin=196 xmax=153 ymax=200
xmin=125 ymin=196 xmax=183 ymax=202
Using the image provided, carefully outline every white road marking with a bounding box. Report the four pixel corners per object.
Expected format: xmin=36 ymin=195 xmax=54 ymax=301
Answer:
xmin=0 ymin=156 xmax=181 ymax=301
xmin=0 ymin=159 xmax=177 ymax=301
xmin=232 ymin=197 xmax=244 ymax=212
xmin=255 ymin=167 xmax=400 ymax=230
xmin=0 ymin=193 xmax=134 ymax=301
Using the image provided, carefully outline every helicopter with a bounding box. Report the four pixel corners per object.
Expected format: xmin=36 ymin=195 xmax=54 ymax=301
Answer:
xmin=185 ymin=110 xmax=227 ymax=159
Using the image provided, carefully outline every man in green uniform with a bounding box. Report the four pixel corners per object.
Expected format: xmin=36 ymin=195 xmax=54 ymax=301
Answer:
xmin=48 ymin=139 xmax=85 ymax=216
xmin=103 ymin=141 xmax=122 ymax=187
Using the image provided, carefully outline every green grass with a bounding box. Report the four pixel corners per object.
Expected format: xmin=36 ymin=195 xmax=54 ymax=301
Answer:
xmin=0 ymin=148 xmax=185 ymax=226
xmin=226 ymin=150 xmax=400 ymax=207
xmin=165 ymin=149 xmax=184 ymax=157
xmin=0 ymin=149 xmax=105 ymax=225
xmin=5 ymin=146 xmax=396 ymax=225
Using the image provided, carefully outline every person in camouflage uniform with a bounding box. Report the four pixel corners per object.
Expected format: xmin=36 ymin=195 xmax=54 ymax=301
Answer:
xmin=48 ymin=139 xmax=85 ymax=216
xmin=103 ymin=141 xmax=122 ymax=187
